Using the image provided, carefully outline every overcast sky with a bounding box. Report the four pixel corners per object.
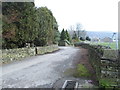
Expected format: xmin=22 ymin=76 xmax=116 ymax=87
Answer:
xmin=35 ymin=0 xmax=119 ymax=32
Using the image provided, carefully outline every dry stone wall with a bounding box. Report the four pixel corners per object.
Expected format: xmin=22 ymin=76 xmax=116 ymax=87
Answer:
xmin=1 ymin=45 xmax=58 ymax=64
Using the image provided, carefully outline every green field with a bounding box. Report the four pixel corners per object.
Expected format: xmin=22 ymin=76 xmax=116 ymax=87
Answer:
xmin=90 ymin=42 xmax=117 ymax=50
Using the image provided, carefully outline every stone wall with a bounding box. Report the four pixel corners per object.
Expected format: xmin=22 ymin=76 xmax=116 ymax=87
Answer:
xmin=74 ymin=42 xmax=103 ymax=79
xmin=74 ymin=43 xmax=119 ymax=87
xmin=103 ymin=49 xmax=118 ymax=59
xmin=1 ymin=45 xmax=58 ymax=64
xmin=58 ymin=41 xmax=68 ymax=46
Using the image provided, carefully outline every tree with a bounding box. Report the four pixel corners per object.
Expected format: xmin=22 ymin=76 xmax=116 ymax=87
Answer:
xmin=76 ymin=23 xmax=83 ymax=37
xmin=2 ymin=3 xmax=59 ymax=48
xmin=17 ymin=3 xmax=38 ymax=46
xmin=53 ymin=16 xmax=60 ymax=44
xmin=2 ymin=2 xmax=37 ymax=48
xmin=72 ymin=31 xmax=78 ymax=39
xmin=86 ymin=36 xmax=91 ymax=41
xmin=53 ymin=30 xmax=60 ymax=44
xmin=68 ymin=25 xmax=75 ymax=38
xmin=75 ymin=23 xmax=87 ymax=40
xmin=60 ymin=29 xmax=67 ymax=41
xmin=34 ymin=7 xmax=50 ymax=46
xmin=80 ymin=37 xmax=85 ymax=41
xmin=34 ymin=7 xmax=58 ymax=46
xmin=65 ymin=30 xmax=71 ymax=42
xmin=72 ymin=31 xmax=80 ymax=43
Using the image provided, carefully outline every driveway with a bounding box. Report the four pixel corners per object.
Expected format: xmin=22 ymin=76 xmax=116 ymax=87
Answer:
xmin=1 ymin=46 xmax=81 ymax=88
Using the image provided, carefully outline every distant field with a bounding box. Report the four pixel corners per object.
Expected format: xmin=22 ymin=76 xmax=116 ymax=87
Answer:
xmin=90 ymin=42 xmax=117 ymax=50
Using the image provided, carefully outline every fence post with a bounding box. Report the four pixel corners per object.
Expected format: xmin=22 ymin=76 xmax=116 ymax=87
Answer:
xmin=35 ymin=47 xmax=37 ymax=55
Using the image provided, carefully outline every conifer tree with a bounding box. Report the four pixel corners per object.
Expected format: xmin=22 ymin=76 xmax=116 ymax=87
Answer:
xmin=60 ymin=29 xmax=67 ymax=40
xmin=65 ymin=30 xmax=71 ymax=42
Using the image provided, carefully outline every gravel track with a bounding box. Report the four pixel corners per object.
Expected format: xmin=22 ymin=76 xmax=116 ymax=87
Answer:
xmin=1 ymin=46 xmax=81 ymax=88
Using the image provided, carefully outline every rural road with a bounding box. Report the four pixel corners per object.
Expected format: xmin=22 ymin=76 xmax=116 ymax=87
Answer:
xmin=1 ymin=46 xmax=81 ymax=88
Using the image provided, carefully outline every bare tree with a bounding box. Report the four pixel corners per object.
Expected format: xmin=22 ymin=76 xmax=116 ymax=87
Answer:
xmin=68 ymin=25 xmax=75 ymax=38
xmin=79 ymin=30 xmax=87 ymax=40
xmin=76 ymin=23 xmax=83 ymax=37
xmin=75 ymin=23 xmax=87 ymax=39
xmin=68 ymin=24 xmax=87 ymax=40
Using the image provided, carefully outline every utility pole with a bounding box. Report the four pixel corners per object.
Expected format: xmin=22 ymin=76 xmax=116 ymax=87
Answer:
xmin=112 ymin=33 xmax=118 ymax=50
xmin=108 ymin=33 xmax=117 ymax=49
xmin=115 ymin=33 xmax=118 ymax=50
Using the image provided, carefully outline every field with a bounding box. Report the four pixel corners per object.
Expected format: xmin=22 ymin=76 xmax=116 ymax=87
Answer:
xmin=90 ymin=42 xmax=117 ymax=50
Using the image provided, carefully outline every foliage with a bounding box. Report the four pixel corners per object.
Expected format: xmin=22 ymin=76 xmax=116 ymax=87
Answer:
xmin=2 ymin=2 xmax=37 ymax=48
xmin=2 ymin=2 xmax=59 ymax=49
xmin=53 ymin=17 xmax=60 ymax=44
xmin=80 ymin=37 xmax=85 ymax=41
xmin=72 ymin=31 xmax=80 ymax=43
xmin=86 ymin=36 xmax=91 ymax=41
xmin=72 ymin=31 xmax=77 ymax=39
xmin=60 ymin=28 xmax=67 ymax=41
xmin=53 ymin=29 xmax=60 ymax=44
xmin=34 ymin=7 xmax=53 ymax=46
xmin=65 ymin=30 xmax=71 ymax=42
xmin=59 ymin=29 xmax=71 ymax=46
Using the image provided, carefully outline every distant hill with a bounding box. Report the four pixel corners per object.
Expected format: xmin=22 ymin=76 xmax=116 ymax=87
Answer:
xmin=86 ymin=31 xmax=118 ymax=39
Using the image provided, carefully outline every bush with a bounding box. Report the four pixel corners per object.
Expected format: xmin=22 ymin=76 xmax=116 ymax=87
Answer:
xmin=86 ymin=36 xmax=91 ymax=41
xmin=80 ymin=37 xmax=85 ymax=41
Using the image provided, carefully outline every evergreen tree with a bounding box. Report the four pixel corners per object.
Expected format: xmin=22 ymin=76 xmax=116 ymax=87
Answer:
xmin=34 ymin=7 xmax=56 ymax=46
xmin=2 ymin=3 xmax=59 ymax=48
xmin=65 ymin=30 xmax=71 ymax=42
xmin=53 ymin=17 xmax=60 ymax=44
xmin=2 ymin=2 xmax=37 ymax=48
xmin=60 ymin=29 xmax=67 ymax=40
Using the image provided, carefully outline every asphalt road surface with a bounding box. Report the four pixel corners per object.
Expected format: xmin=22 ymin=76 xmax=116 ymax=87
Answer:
xmin=1 ymin=46 xmax=81 ymax=88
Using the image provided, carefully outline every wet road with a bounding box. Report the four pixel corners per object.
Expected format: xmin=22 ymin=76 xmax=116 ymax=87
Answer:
xmin=1 ymin=46 xmax=81 ymax=88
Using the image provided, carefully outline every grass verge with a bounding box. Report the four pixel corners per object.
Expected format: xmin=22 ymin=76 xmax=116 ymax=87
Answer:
xmin=99 ymin=78 xmax=118 ymax=88
xmin=74 ymin=64 xmax=91 ymax=77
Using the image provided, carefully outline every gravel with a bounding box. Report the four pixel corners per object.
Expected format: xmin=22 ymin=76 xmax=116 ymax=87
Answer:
xmin=1 ymin=46 xmax=81 ymax=88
